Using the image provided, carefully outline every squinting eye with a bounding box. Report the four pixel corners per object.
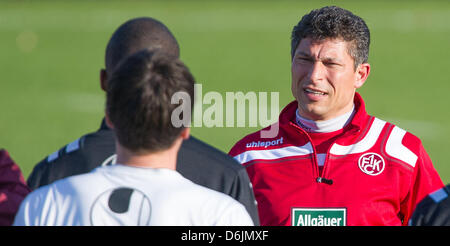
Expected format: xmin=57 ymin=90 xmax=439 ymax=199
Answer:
xmin=297 ymin=57 xmax=311 ymax=62
xmin=324 ymin=62 xmax=339 ymax=67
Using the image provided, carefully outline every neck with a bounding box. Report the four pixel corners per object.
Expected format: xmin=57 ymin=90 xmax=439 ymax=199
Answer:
xmin=115 ymin=139 xmax=182 ymax=170
xmin=296 ymin=105 xmax=355 ymax=133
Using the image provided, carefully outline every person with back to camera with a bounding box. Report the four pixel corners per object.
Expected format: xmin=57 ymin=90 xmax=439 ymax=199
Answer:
xmin=14 ymin=50 xmax=254 ymax=226
xmin=27 ymin=17 xmax=259 ymax=225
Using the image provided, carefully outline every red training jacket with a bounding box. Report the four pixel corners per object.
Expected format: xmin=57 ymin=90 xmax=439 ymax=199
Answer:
xmin=229 ymin=93 xmax=444 ymax=226
xmin=0 ymin=149 xmax=31 ymax=226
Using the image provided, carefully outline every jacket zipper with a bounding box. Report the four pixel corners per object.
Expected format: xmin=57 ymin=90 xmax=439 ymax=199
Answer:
xmin=289 ymin=122 xmax=328 ymax=184
xmin=320 ymin=127 xmax=361 ymax=184
xmin=290 ymin=121 xmax=360 ymax=185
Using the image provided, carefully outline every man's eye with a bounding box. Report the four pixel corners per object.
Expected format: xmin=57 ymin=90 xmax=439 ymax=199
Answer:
xmin=324 ymin=62 xmax=339 ymax=67
xmin=297 ymin=57 xmax=311 ymax=62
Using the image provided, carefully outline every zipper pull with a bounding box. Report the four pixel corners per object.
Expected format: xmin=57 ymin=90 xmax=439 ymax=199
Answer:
xmin=316 ymin=177 xmax=333 ymax=185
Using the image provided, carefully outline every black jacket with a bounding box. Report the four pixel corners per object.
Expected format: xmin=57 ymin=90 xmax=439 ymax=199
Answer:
xmin=409 ymin=184 xmax=450 ymax=226
xmin=27 ymin=119 xmax=260 ymax=225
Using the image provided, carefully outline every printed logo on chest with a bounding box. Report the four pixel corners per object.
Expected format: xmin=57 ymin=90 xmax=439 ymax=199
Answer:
xmin=358 ymin=152 xmax=385 ymax=176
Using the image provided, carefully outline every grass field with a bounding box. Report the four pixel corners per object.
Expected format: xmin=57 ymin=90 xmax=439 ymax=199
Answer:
xmin=1 ymin=0 xmax=450 ymax=183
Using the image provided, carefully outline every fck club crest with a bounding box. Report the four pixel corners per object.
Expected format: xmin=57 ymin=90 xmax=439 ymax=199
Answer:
xmin=358 ymin=153 xmax=385 ymax=176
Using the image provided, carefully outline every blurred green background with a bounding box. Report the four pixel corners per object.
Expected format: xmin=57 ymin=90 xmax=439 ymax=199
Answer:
xmin=1 ymin=0 xmax=449 ymax=183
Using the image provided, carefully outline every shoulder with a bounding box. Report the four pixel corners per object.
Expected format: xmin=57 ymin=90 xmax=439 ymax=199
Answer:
xmin=229 ymin=129 xmax=263 ymax=156
xmin=175 ymin=175 xmax=251 ymax=216
xmin=47 ymin=128 xmax=115 ymax=165
xmin=375 ymin=117 xmax=424 ymax=168
xmin=14 ymin=173 xmax=98 ymax=226
xmin=27 ymin=136 xmax=86 ymax=188
xmin=27 ymin=128 xmax=115 ymax=189
xmin=0 ymin=149 xmax=26 ymax=182
xmin=170 ymin=172 xmax=235 ymax=204
xmin=338 ymin=116 xmax=427 ymax=173
xmin=0 ymin=149 xmax=13 ymax=166
xmin=16 ymin=181 xmax=60 ymax=221
xmin=35 ymin=171 xmax=97 ymax=197
xmin=178 ymin=135 xmax=245 ymax=174
xmin=410 ymin=185 xmax=450 ymax=226
xmin=228 ymin=124 xmax=281 ymax=156
xmin=229 ymin=101 xmax=304 ymax=161
xmin=229 ymin=121 xmax=305 ymax=168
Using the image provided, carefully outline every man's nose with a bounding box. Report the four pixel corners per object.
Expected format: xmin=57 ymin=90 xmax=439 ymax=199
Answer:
xmin=308 ymin=61 xmax=325 ymax=83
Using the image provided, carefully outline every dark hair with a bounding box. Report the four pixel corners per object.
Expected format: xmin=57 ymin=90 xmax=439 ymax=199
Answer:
xmin=291 ymin=6 xmax=370 ymax=69
xmin=105 ymin=17 xmax=180 ymax=73
xmin=106 ymin=49 xmax=195 ymax=153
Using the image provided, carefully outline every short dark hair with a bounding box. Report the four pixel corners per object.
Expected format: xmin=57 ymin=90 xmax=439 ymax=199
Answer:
xmin=105 ymin=17 xmax=180 ymax=73
xmin=106 ymin=49 xmax=195 ymax=153
xmin=291 ymin=6 xmax=370 ymax=69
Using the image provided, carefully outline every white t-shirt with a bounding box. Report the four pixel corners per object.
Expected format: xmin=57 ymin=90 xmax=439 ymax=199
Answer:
xmin=13 ymin=165 xmax=254 ymax=226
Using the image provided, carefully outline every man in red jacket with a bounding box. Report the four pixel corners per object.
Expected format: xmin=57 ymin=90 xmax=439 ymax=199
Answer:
xmin=229 ymin=6 xmax=444 ymax=226
xmin=0 ymin=149 xmax=30 ymax=225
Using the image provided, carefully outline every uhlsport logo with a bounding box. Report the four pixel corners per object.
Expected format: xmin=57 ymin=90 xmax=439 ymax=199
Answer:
xmin=292 ymin=208 xmax=346 ymax=226
xmin=245 ymin=137 xmax=283 ymax=149
xmin=358 ymin=152 xmax=385 ymax=176
xmin=90 ymin=187 xmax=151 ymax=226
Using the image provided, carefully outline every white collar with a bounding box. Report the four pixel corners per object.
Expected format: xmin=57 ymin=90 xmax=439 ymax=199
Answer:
xmin=296 ymin=105 xmax=355 ymax=133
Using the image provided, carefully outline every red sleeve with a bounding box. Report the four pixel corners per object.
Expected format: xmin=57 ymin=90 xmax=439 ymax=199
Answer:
xmin=228 ymin=135 xmax=250 ymax=158
xmin=228 ymin=140 xmax=243 ymax=157
xmin=0 ymin=149 xmax=31 ymax=226
xmin=400 ymin=143 xmax=444 ymax=225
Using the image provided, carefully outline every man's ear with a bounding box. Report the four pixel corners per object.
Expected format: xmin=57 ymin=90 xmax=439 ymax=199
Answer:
xmin=105 ymin=111 xmax=114 ymax=129
xmin=180 ymin=128 xmax=190 ymax=140
xmin=355 ymin=63 xmax=371 ymax=89
xmin=100 ymin=69 xmax=108 ymax=92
